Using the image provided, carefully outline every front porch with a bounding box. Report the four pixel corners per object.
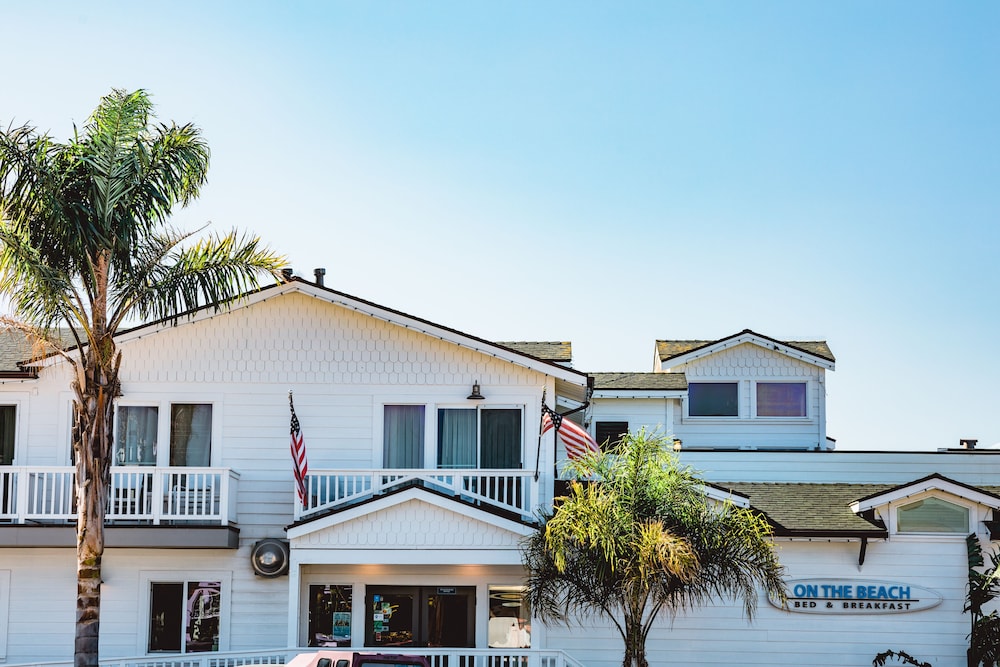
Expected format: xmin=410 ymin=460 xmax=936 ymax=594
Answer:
xmin=3 ymin=647 xmax=587 ymax=667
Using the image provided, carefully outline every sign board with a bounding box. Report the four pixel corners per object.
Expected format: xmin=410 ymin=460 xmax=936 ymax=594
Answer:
xmin=772 ymin=579 xmax=942 ymax=614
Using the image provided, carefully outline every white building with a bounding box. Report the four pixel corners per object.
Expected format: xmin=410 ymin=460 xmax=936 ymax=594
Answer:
xmin=0 ymin=275 xmax=996 ymax=667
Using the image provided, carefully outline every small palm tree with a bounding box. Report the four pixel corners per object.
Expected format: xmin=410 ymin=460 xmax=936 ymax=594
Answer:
xmin=522 ymin=430 xmax=786 ymax=667
xmin=965 ymin=534 xmax=1000 ymax=667
xmin=0 ymin=89 xmax=285 ymax=667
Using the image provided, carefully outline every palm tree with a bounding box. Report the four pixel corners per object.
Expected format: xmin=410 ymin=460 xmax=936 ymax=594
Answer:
xmin=522 ymin=430 xmax=786 ymax=667
xmin=965 ymin=533 xmax=1000 ymax=667
xmin=0 ymin=89 xmax=285 ymax=667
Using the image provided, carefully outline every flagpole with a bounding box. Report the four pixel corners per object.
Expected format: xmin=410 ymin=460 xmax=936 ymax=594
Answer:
xmin=534 ymin=388 xmax=546 ymax=482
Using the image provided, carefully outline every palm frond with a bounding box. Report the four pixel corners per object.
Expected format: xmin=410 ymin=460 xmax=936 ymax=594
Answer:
xmin=116 ymin=229 xmax=284 ymax=326
xmin=522 ymin=430 xmax=787 ymax=667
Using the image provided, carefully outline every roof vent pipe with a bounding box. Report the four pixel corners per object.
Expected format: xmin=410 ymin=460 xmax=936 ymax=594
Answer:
xmin=281 ymin=268 xmax=294 ymax=280
xmin=314 ymin=268 xmax=326 ymax=287
xmin=960 ymin=438 xmax=978 ymax=450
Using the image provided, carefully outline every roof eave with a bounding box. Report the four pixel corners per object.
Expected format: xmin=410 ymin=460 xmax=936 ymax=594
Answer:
xmin=591 ymin=390 xmax=686 ymax=399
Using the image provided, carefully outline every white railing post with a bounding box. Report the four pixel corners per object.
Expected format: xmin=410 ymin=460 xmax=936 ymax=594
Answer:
xmin=15 ymin=467 xmax=29 ymax=524
xmin=151 ymin=467 xmax=165 ymax=525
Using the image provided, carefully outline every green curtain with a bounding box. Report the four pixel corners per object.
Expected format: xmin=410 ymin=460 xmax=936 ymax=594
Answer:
xmin=480 ymin=409 xmax=520 ymax=469
xmin=0 ymin=405 xmax=15 ymax=465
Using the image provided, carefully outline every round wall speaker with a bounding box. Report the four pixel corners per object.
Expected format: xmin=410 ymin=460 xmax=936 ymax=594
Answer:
xmin=251 ymin=538 xmax=289 ymax=577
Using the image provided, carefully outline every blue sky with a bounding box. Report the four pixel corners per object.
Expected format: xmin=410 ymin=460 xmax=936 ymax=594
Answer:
xmin=3 ymin=1 xmax=998 ymax=450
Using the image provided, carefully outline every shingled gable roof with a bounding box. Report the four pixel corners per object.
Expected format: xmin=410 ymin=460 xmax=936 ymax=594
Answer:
xmin=12 ymin=278 xmax=591 ymax=394
xmin=591 ymin=372 xmax=687 ymax=392
xmin=495 ymin=341 xmax=572 ymax=364
xmin=656 ymin=329 xmax=835 ymax=369
xmin=0 ymin=328 xmax=79 ymax=374
xmin=720 ymin=482 xmax=890 ymax=537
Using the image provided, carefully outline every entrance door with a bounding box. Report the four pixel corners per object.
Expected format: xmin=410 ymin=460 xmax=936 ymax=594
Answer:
xmin=366 ymin=586 xmax=474 ymax=647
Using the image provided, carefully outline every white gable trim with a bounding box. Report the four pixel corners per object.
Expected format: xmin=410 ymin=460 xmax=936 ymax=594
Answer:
xmin=38 ymin=281 xmax=588 ymax=386
xmin=662 ymin=332 xmax=835 ymax=371
xmin=287 ymin=487 xmax=535 ymax=540
xmin=701 ymin=485 xmax=751 ymax=509
xmin=851 ymin=477 xmax=1000 ymax=514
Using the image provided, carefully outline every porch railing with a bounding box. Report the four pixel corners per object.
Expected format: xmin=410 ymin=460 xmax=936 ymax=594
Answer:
xmin=1 ymin=647 xmax=587 ymax=667
xmin=296 ymin=469 xmax=539 ymax=522
xmin=0 ymin=466 xmax=239 ymax=525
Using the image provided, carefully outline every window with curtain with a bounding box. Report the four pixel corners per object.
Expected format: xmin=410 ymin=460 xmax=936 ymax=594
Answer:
xmin=169 ymin=404 xmax=212 ymax=467
xmin=437 ymin=408 xmax=521 ymax=469
xmin=116 ymin=406 xmax=158 ymax=465
xmin=438 ymin=408 xmax=476 ymax=469
xmin=384 ymin=405 xmax=425 ymax=468
xmin=0 ymin=406 xmax=14 ymax=465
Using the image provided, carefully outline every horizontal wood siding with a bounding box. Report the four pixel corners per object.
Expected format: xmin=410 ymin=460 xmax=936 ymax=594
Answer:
xmin=544 ymin=539 xmax=971 ymax=667
xmin=678 ymin=450 xmax=1000 ymax=485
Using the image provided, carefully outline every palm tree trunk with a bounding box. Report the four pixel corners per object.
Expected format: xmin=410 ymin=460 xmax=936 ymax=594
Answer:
xmin=622 ymin=619 xmax=649 ymax=667
xmin=73 ymin=323 xmax=119 ymax=667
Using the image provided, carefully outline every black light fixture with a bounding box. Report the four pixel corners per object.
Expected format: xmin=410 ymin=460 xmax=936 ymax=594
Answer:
xmin=251 ymin=538 xmax=290 ymax=577
xmin=467 ymin=381 xmax=484 ymax=400
xmin=672 ymin=438 xmax=682 ymax=452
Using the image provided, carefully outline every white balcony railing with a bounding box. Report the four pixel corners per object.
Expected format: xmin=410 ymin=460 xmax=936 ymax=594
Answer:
xmin=296 ymin=469 xmax=539 ymax=522
xmin=0 ymin=466 xmax=239 ymax=525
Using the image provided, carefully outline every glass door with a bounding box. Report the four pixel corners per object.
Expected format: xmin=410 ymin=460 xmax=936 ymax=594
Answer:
xmin=366 ymin=586 xmax=474 ymax=647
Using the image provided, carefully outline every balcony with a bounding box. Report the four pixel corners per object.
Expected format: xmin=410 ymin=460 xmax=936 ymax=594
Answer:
xmin=295 ymin=469 xmax=540 ymax=523
xmin=0 ymin=466 xmax=240 ymax=548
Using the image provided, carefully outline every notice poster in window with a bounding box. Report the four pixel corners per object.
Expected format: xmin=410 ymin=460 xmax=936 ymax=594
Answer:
xmin=333 ymin=612 xmax=351 ymax=641
xmin=185 ymin=581 xmax=221 ymax=653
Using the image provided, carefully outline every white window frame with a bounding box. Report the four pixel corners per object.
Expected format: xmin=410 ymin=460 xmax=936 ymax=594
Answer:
xmin=138 ymin=570 xmax=232 ymax=655
xmin=107 ymin=396 xmax=222 ymax=467
xmin=377 ymin=402 xmax=429 ymax=468
xmin=375 ymin=399 xmax=525 ymax=469
xmin=487 ymin=583 xmax=531 ymax=649
xmin=0 ymin=394 xmax=27 ymax=466
xmin=434 ymin=404 xmax=524 ymax=469
xmin=891 ymin=492 xmax=974 ymax=536
xmin=167 ymin=401 xmax=219 ymax=467
xmin=751 ymin=380 xmax=811 ymax=420
xmin=65 ymin=395 xmax=221 ymax=466
xmin=684 ymin=381 xmax=740 ymax=420
xmin=113 ymin=403 xmax=161 ymax=466
xmin=880 ymin=491 xmax=981 ymax=540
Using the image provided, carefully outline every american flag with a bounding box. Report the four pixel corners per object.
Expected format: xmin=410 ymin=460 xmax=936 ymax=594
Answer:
xmin=541 ymin=404 xmax=600 ymax=461
xmin=289 ymin=392 xmax=309 ymax=507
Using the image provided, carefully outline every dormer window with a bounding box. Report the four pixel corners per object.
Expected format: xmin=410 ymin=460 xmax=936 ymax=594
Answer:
xmin=897 ymin=497 xmax=970 ymax=533
xmin=688 ymin=383 xmax=738 ymax=417
xmin=756 ymin=382 xmax=806 ymax=417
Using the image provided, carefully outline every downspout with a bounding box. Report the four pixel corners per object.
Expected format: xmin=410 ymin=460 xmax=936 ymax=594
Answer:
xmin=858 ymin=537 xmax=868 ymax=569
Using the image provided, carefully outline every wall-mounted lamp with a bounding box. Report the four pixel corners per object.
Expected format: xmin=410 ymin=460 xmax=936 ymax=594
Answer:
xmin=672 ymin=438 xmax=682 ymax=452
xmin=467 ymin=381 xmax=485 ymax=400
